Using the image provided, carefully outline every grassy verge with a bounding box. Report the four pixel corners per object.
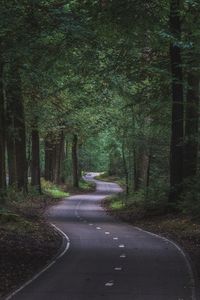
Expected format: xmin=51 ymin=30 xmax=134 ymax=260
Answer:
xmin=104 ymin=193 xmax=200 ymax=281
xmin=66 ymin=178 xmax=96 ymax=194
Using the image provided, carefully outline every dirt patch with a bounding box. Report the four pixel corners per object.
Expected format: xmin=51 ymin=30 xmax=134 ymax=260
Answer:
xmin=0 ymin=195 xmax=62 ymax=299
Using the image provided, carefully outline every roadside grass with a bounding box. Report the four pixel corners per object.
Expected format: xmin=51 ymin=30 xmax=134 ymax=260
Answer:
xmin=41 ymin=179 xmax=69 ymax=198
xmin=66 ymin=178 xmax=96 ymax=194
xmin=79 ymin=178 xmax=95 ymax=191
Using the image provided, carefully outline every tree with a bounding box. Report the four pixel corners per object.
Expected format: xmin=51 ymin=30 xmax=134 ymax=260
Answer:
xmin=169 ymin=0 xmax=184 ymax=203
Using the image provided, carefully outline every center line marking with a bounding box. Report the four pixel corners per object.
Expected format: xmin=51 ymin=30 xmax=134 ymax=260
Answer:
xmin=96 ymin=227 xmax=101 ymax=230
xmin=89 ymin=223 xmax=93 ymax=226
xmin=105 ymin=232 xmax=110 ymax=235
xmin=120 ymin=254 xmax=126 ymax=258
xmin=105 ymin=280 xmax=114 ymax=287
xmin=119 ymin=244 xmax=125 ymax=248
xmin=113 ymin=237 xmax=118 ymax=240
xmin=114 ymin=267 xmax=122 ymax=271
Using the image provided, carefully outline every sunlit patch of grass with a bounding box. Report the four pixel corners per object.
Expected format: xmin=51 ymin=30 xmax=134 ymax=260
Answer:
xmin=41 ymin=179 xmax=69 ymax=198
xmin=79 ymin=179 xmax=95 ymax=191
xmin=110 ymin=200 xmax=124 ymax=210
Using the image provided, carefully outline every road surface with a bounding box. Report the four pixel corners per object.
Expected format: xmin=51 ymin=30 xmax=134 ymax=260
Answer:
xmin=8 ymin=173 xmax=197 ymax=300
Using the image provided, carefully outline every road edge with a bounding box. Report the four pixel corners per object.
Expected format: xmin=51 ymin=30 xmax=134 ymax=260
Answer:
xmin=135 ymin=226 xmax=198 ymax=300
xmin=4 ymin=223 xmax=70 ymax=300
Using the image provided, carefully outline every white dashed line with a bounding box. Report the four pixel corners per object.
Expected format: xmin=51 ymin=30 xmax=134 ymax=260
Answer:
xmin=89 ymin=223 xmax=93 ymax=226
xmin=113 ymin=237 xmax=118 ymax=240
xmin=105 ymin=280 xmax=114 ymax=287
xmin=119 ymin=244 xmax=125 ymax=248
xmin=96 ymin=227 xmax=101 ymax=230
xmin=114 ymin=267 xmax=122 ymax=271
xmin=120 ymin=254 xmax=126 ymax=258
xmin=105 ymin=232 xmax=110 ymax=235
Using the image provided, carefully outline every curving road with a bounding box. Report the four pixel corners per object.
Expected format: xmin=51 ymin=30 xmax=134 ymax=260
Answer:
xmin=7 ymin=173 xmax=197 ymax=300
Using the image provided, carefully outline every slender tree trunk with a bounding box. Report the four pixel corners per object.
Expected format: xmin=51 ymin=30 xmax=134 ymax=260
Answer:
xmin=122 ymin=139 xmax=129 ymax=195
xmin=31 ymin=129 xmax=41 ymax=193
xmin=169 ymin=0 xmax=184 ymax=202
xmin=184 ymin=75 xmax=199 ymax=179
xmin=133 ymin=148 xmax=139 ymax=191
xmin=72 ymin=134 xmax=79 ymax=188
xmin=44 ymin=139 xmax=53 ymax=181
xmin=53 ymin=131 xmax=65 ymax=184
xmin=0 ymin=54 xmax=6 ymax=195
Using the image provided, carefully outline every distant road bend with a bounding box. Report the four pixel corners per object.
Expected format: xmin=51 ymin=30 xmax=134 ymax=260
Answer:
xmin=8 ymin=173 xmax=197 ymax=300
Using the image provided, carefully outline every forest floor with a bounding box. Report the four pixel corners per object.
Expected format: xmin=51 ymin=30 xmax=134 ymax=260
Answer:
xmin=0 ymin=179 xmax=94 ymax=299
xmin=104 ymin=194 xmax=200 ymax=287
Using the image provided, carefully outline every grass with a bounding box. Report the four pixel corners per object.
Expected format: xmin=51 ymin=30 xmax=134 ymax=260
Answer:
xmin=41 ymin=179 xmax=69 ymax=198
xmin=79 ymin=179 xmax=95 ymax=191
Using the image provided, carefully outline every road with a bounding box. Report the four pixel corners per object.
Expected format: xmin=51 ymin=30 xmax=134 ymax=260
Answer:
xmin=8 ymin=173 xmax=197 ymax=300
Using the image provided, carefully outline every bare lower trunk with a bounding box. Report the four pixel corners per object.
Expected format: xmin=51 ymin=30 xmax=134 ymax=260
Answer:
xmin=169 ymin=0 xmax=184 ymax=202
xmin=184 ymin=74 xmax=199 ymax=179
xmin=44 ymin=139 xmax=53 ymax=181
xmin=6 ymin=64 xmax=27 ymax=191
xmin=72 ymin=134 xmax=79 ymax=188
xmin=0 ymin=55 xmax=6 ymax=195
xmin=31 ymin=129 xmax=41 ymax=193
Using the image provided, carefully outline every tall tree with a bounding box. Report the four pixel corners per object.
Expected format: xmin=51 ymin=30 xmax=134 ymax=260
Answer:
xmin=169 ymin=0 xmax=184 ymax=203
xmin=0 ymin=47 xmax=6 ymax=196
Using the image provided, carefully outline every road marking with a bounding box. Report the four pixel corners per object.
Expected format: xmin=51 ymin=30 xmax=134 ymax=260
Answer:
xmin=89 ymin=223 xmax=93 ymax=226
xmin=96 ymin=227 xmax=101 ymax=230
xmin=5 ymin=223 xmax=70 ymax=300
xmin=105 ymin=280 xmax=114 ymax=287
xmin=105 ymin=232 xmax=110 ymax=235
xmin=113 ymin=237 xmax=118 ymax=240
xmin=114 ymin=267 xmax=122 ymax=271
xmin=120 ymin=254 xmax=126 ymax=258
xmin=119 ymin=244 xmax=125 ymax=248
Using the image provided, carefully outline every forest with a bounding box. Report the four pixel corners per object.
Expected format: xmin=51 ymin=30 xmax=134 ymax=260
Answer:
xmin=0 ymin=0 xmax=199 ymax=215
xmin=1 ymin=0 xmax=200 ymax=298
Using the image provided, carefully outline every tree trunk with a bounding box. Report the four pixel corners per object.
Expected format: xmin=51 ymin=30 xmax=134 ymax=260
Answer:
xmin=44 ymin=139 xmax=53 ymax=181
xmin=169 ymin=0 xmax=184 ymax=202
xmin=72 ymin=134 xmax=79 ymax=188
xmin=122 ymin=139 xmax=129 ymax=195
xmin=0 ymin=55 xmax=6 ymax=195
xmin=53 ymin=131 xmax=65 ymax=184
xmin=6 ymin=64 xmax=27 ymax=191
xmin=31 ymin=129 xmax=41 ymax=193
xmin=184 ymin=75 xmax=199 ymax=179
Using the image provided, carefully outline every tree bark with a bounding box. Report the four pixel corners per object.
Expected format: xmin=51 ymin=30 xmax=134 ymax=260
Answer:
xmin=44 ymin=139 xmax=53 ymax=181
xmin=72 ymin=134 xmax=79 ymax=188
xmin=184 ymin=73 xmax=199 ymax=178
xmin=0 ymin=53 xmax=6 ymax=195
xmin=31 ymin=129 xmax=41 ymax=193
xmin=6 ymin=64 xmax=27 ymax=191
xmin=169 ymin=0 xmax=184 ymax=202
xmin=122 ymin=139 xmax=129 ymax=195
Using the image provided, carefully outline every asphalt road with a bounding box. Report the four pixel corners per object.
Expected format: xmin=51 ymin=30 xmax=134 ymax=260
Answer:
xmin=8 ymin=173 xmax=197 ymax=300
